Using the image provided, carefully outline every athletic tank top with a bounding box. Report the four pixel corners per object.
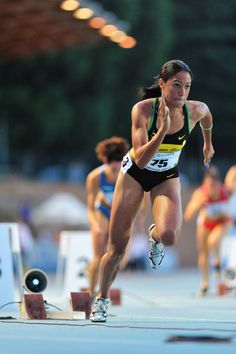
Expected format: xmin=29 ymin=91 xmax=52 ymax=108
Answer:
xmin=99 ymin=165 xmax=115 ymax=206
xmin=130 ymin=98 xmax=191 ymax=172
xmin=202 ymin=185 xmax=229 ymax=218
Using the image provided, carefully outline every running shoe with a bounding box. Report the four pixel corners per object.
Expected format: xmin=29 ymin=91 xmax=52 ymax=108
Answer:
xmin=197 ymin=286 xmax=208 ymax=297
xmin=148 ymin=224 xmax=165 ymax=269
xmin=90 ymin=297 xmax=109 ymax=322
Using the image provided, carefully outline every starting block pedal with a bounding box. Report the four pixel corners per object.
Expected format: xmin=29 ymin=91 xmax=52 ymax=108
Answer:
xmin=217 ymin=282 xmax=228 ymax=296
xmin=217 ymin=282 xmax=236 ymax=296
xmin=23 ymin=294 xmax=47 ymax=319
xmin=70 ymin=291 xmax=91 ymax=319
xmin=109 ymin=288 xmax=121 ymax=305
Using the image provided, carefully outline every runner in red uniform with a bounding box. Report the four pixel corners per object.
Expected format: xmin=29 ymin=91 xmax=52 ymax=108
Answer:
xmin=184 ymin=166 xmax=232 ymax=296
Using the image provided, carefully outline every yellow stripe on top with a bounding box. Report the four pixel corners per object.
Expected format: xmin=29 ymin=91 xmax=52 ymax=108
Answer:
xmin=130 ymin=140 xmax=186 ymax=159
xmin=158 ymin=141 xmax=186 ymax=152
xmin=130 ymin=148 xmax=135 ymax=159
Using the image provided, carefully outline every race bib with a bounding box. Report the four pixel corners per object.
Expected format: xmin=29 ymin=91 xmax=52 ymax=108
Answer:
xmin=145 ymin=151 xmax=181 ymax=172
xmin=121 ymin=152 xmax=133 ymax=174
xmin=206 ymin=201 xmax=229 ymax=217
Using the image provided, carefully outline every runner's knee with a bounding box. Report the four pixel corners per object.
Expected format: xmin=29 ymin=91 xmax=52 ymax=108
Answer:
xmin=161 ymin=229 xmax=177 ymax=246
xmin=107 ymin=244 xmax=126 ymax=263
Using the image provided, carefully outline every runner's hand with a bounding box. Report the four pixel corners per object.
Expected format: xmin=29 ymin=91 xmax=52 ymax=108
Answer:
xmin=157 ymin=95 xmax=170 ymax=133
xmin=203 ymin=143 xmax=215 ymax=167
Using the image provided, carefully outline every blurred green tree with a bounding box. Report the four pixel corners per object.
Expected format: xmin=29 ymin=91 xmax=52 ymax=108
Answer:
xmin=0 ymin=0 xmax=235 ymax=179
xmin=171 ymin=0 xmax=236 ymax=166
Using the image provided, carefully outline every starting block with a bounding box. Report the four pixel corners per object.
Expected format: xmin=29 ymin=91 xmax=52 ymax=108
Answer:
xmin=23 ymin=294 xmax=47 ymax=319
xmin=109 ymin=288 xmax=121 ymax=305
xmin=70 ymin=291 xmax=91 ymax=319
xmin=21 ymin=289 xmax=92 ymax=320
xmin=217 ymin=281 xmax=236 ymax=296
xmin=217 ymin=267 xmax=236 ymax=296
xmin=217 ymin=282 xmax=228 ymax=296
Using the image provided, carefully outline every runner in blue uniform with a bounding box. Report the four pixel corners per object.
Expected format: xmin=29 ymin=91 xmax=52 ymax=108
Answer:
xmin=86 ymin=136 xmax=129 ymax=297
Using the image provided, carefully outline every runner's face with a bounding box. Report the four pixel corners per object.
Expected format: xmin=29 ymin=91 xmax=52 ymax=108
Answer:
xmin=204 ymin=177 xmax=221 ymax=197
xmin=161 ymin=71 xmax=192 ymax=108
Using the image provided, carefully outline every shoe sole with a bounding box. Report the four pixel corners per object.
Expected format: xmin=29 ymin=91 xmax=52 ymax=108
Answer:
xmin=90 ymin=317 xmax=106 ymax=322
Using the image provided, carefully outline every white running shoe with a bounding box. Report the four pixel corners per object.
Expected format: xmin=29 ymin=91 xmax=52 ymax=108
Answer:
xmin=90 ymin=297 xmax=109 ymax=322
xmin=148 ymin=224 xmax=165 ymax=269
